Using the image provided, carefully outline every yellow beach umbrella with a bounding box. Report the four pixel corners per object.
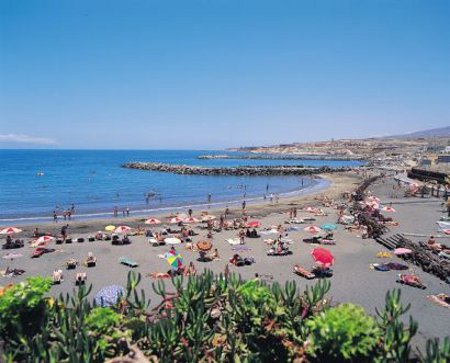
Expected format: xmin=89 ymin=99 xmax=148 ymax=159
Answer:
xmin=105 ymin=225 xmax=116 ymax=232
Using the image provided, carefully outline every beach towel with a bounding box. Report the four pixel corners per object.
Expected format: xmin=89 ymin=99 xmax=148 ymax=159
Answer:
xmin=371 ymin=263 xmax=390 ymax=272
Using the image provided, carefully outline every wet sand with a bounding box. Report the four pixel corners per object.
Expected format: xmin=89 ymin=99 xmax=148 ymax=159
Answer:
xmin=1 ymin=171 xmax=449 ymax=352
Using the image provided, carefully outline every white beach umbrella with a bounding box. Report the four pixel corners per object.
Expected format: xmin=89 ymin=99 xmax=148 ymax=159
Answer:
xmin=201 ymin=215 xmax=216 ymax=222
xmin=164 ymin=237 xmax=182 ymax=245
xmin=145 ymin=218 xmax=162 ymax=225
xmin=168 ymin=217 xmax=183 ymax=224
xmin=0 ymin=227 xmax=23 ymax=235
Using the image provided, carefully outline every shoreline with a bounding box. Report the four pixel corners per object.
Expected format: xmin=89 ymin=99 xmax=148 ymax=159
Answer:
xmin=3 ymin=172 xmax=359 ymax=234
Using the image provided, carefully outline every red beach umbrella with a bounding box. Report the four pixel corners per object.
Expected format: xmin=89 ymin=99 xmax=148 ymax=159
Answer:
xmin=304 ymin=225 xmax=322 ymax=234
xmin=311 ymin=248 xmax=334 ymax=268
xmin=184 ymin=217 xmax=200 ymax=224
xmin=36 ymin=235 xmax=54 ymax=243
xmin=0 ymin=227 xmax=23 ymax=235
xmin=114 ymin=225 xmax=132 ymax=234
xmin=245 ymin=221 xmax=261 ymax=228
xmin=145 ymin=218 xmax=162 ymax=225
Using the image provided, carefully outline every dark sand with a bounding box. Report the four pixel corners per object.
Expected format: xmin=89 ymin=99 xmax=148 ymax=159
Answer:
xmin=1 ymin=172 xmax=449 ymax=352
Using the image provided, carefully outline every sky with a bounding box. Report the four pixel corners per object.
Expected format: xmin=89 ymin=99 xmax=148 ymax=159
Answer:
xmin=0 ymin=0 xmax=449 ymax=149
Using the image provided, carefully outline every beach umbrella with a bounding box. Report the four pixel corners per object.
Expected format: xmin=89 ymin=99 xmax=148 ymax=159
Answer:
xmin=320 ymin=223 xmax=337 ymax=231
xmin=311 ymin=248 xmax=334 ymax=268
xmin=105 ymin=225 xmax=116 ymax=232
xmin=304 ymin=225 xmax=322 ymax=234
xmin=36 ymin=235 xmax=54 ymax=243
xmin=94 ymin=285 xmax=125 ymax=307
xmin=168 ymin=217 xmax=183 ymax=224
xmin=245 ymin=221 xmax=261 ymax=228
xmin=165 ymin=237 xmax=182 ymax=245
xmin=184 ymin=217 xmax=200 ymax=224
xmin=114 ymin=225 xmax=131 ymax=234
xmin=166 ymin=252 xmax=184 ymax=270
xmin=201 ymin=215 xmax=216 ymax=222
xmin=394 ymin=248 xmax=412 ymax=255
xmin=382 ymin=206 xmax=396 ymax=213
xmin=145 ymin=218 xmax=161 ymax=225
xmin=3 ymin=252 xmax=23 ymax=260
xmin=0 ymin=227 xmax=23 ymax=235
xmin=196 ymin=240 xmax=213 ymax=252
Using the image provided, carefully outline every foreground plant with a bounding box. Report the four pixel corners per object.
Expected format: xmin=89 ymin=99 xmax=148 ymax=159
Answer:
xmin=0 ymin=271 xmax=448 ymax=362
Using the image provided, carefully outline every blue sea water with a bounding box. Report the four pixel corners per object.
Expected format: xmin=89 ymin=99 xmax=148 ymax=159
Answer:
xmin=0 ymin=150 xmax=362 ymax=224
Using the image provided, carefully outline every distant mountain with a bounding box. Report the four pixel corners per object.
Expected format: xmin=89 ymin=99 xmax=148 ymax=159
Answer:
xmin=388 ymin=126 xmax=450 ymax=139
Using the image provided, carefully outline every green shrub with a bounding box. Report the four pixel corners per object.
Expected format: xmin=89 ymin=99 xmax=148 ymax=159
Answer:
xmin=306 ymin=303 xmax=381 ymax=362
xmin=0 ymin=277 xmax=52 ymax=339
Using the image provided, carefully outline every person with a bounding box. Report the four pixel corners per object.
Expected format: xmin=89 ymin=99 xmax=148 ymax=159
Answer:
xmin=211 ymin=248 xmax=220 ymax=260
xmin=114 ymin=206 xmax=119 ymax=217
xmin=269 ymin=194 xmax=274 ymax=203
xmin=427 ymin=235 xmax=441 ymax=251
xmin=126 ymin=207 xmax=130 ymax=216
xmin=61 ymin=224 xmax=69 ymax=240
xmin=33 ymin=228 xmax=40 ymax=237
xmin=239 ymin=229 xmax=245 ymax=244
xmin=53 ymin=211 xmax=58 ymax=223
xmin=266 ymin=183 xmax=269 ymax=193
xmin=63 ymin=210 xmax=67 ymax=221
xmin=207 ymin=193 xmax=212 ymax=203
xmin=242 ymin=200 xmax=246 ymax=210
xmin=67 ymin=210 xmax=72 ymax=220
xmin=188 ymin=208 xmax=193 ymax=217
xmin=6 ymin=235 xmax=12 ymax=244
xmin=447 ymin=198 xmax=450 ymax=217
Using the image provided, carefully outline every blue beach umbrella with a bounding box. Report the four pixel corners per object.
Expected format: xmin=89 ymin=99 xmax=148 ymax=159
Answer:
xmin=320 ymin=223 xmax=337 ymax=232
xmin=94 ymin=285 xmax=125 ymax=307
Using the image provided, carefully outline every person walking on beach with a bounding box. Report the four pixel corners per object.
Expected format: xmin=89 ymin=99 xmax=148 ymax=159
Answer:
xmin=269 ymin=193 xmax=274 ymax=203
xmin=242 ymin=200 xmax=246 ymax=211
xmin=61 ymin=224 xmax=69 ymax=241
xmin=188 ymin=208 xmax=193 ymax=217
xmin=126 ymin=207 xmax=130 ymax=216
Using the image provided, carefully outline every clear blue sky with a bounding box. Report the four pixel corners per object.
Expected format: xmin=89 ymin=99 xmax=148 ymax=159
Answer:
xmin=1 ymin=0 xmax=449 ymax=149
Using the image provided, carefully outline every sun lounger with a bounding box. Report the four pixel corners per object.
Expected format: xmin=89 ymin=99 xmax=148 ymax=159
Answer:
xmin=85 ymin=253 xmax=97 ymax=267
xmin=427 ymin=294 xmax=450 ymax=309
xmin=119 ymin=257 xmax=139 ymax=268
xmin=294 ymin=265 xmax=316 ymax=279
xmin=52 ymin=269 xmax=63 ymax=284
xmin=75 ymin=272 xmax=87 ymax=285
xmin=66 ymin=258 xmax=78 ymax=269
xmin=396 ymin=274 xmax=426 ymax=289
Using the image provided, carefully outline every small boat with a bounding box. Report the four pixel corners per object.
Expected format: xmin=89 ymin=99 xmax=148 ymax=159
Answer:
xmin=36 ymin=172 xmax=45 ymax=176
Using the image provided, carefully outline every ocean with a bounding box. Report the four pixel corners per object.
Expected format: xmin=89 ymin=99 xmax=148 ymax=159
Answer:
xmin=0 ymin=150 xmax=362 ymax=225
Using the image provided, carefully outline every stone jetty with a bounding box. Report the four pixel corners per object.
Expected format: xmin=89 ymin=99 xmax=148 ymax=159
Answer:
xmin=122 ymin=162 xmax=354 ymax=176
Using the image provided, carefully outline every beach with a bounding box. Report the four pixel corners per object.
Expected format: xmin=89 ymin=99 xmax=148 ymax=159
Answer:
xmin=1 ymin=170 xmax=449 ymax=352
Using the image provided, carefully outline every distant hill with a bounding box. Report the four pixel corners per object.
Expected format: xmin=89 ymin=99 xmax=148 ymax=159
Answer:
xmin=388 ymin=126 xmax=450 ymax=139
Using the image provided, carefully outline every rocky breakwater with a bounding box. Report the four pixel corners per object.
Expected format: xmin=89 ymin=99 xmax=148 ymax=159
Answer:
xmin=122 ymin=162 xmax=354 ymax=176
